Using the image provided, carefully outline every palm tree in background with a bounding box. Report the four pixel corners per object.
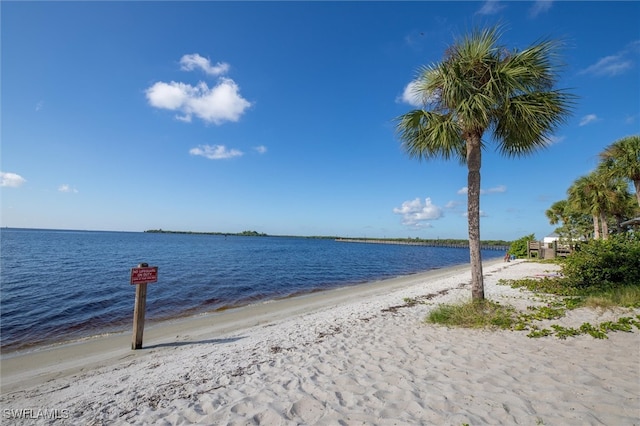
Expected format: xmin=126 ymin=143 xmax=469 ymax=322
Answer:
xmin=545 ymin=200 xmax=587 ymax=241
xmin=396 ymin=26 xmax=574 ymax=300
xmin=568 ymin=171 xmax=628 ymax=239
xmin=545 ymin=199 xmax=597 ymax=242
xmin=599 ymin=135 xmax=640 ymax=207
xmin=545 ymin=200 xmax=569 ymax=228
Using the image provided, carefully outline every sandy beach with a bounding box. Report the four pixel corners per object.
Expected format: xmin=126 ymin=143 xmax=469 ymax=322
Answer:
xmin=1 ymin=259 xmax=639 ymax=425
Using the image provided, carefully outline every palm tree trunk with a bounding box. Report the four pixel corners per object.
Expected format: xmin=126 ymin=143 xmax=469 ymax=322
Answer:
xmin=634 ymin=179 xmax=640 ymax=207
xmin=466 ymin=134 xmax=484 ymax=300
xmin=592 ymin=214 xmax=600 ymax=239
xmin=600 ymin=212 xmax=609 ymax=239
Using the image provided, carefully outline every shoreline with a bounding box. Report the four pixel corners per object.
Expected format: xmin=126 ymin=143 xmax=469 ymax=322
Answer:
xmin=0 ymin=261 xmax=479 ymax=358
xmin=0 ymin=260 xmax=484 ymax=391
xmin=2 ymin=258 xmax=638 ymax=425
xmin=1 ymin=232 xmax=504 ymax=354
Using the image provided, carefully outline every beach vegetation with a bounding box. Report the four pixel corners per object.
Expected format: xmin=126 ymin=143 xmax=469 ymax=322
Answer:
xmin=430 ymin=237 xmax=640 ymax=338
xmin=536 ymin=318 xmax=640 ymax=340
xmin=583 ymin=286 xmax=640 ymax=309
xmin=507 ymin=234 xmax=536 ymax=258
xmin=598 ymin=134 xmax=640 ymax=207
xmin=505 ymin=279 xmax=640 ymax=309
xmin=546 ymin=134 xmax=639 ymax=241
xmin=395 ymin=25 xmax=575 ymax=300
xmin=427 ymin=300 xmax=515 ymax=329
xmin=428 ymin=297 xmax=640 ymax=339
xmin=562 ymin=233 xmax=640 ymax=290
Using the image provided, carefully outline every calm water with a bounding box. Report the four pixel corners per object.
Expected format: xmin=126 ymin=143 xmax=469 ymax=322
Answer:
xmin=0 ymin=228 xmax=501 ymax=353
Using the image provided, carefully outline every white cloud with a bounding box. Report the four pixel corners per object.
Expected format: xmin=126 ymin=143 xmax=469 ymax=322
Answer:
xmin=445 ymin=200 xmax=459 ymax=209
xmin=457 ymin=185 xmax=506 ymax=195
xmin=146 ymin=79 xmax=251 ymax=125
xmin=254 ymin=145 xmax=267 ymax=154
xmin=58 ymin=184 xmax=78 ymax=193
xmin=146 ymin=54 xmax=251 ymax=125
xmin=35 ymin=101 xmax=44 ymax=112
xmin=529 ymin=0 xmax=553 ymax=18
xmin=147 ymin=81 xmax=190 ymax=109
xmin=579 ymin=41 xmax=639 ymax=77
xmin=544 ymin=135 xmax=565 ymax=145
xmin=176 ymin=114 xmax=192 ymax=123
xmin=463 ymin=210 xmax=488 ymax=217
xmin=398 ymin=78 xmax=440 ymax=107
xmin=179 ymin=54 xmax=229 ymax=76
xmin=398 ymin=80 xmax=423 ymax=107
xmin=579 ymin=114 xmax=598 ymax=126
xmin=625 ymin=113 xmax=639 ymax=124
xmin=0 ymin=172 xmax=26 ymax=188
xmin=393 ymin=197 xmax=443 ymax=227
xmin=189 ymin=144 xmax=243 ymax=160
xmin=580 ymin=55 xmax=633 ymax=77
xmin=477 ymin=0 xmax=506 ymax=15
xmin=485 ymin=185 xmax=507 ymax=194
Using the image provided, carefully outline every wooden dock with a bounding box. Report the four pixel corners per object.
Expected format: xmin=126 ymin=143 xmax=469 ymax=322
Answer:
xmin=335 ymin=238 xmax=509 ymax=251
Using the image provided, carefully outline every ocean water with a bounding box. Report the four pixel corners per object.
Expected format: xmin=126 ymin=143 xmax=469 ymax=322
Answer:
xmin=0 ymin=228 xmax=502 ymax=353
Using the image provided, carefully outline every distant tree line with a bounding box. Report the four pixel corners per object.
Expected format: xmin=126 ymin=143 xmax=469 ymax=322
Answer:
xmin=341 ymin=237 xmax=511 ymax=247
xmin=144 ymin=229 xmax=268 ymax=237
xmin=144 ymin=230 xmax=511 ymax=245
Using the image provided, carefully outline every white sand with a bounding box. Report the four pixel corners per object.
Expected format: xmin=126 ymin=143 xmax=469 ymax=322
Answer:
xmin=1 ymin=259 xmax=639 ymax=425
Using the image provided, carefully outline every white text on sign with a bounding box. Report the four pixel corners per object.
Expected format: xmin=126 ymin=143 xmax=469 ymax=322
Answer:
xmin=130 ymin=267 xmax=158 ymax=285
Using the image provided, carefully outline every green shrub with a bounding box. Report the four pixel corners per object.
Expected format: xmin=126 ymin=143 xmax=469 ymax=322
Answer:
xmin=562 ymin=234 xmax=640 ymax=289
xmin=509 ymin=233 xmax=536 ymax=258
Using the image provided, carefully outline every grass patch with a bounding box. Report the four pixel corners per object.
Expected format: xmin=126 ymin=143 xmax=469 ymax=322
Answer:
xmin=427 ymin=300 xmax=515 ymax=330
xmin=428 ymin=271 xmax=640 ymax=339
xmin=583 ymin=286 xmax=640 ymax=309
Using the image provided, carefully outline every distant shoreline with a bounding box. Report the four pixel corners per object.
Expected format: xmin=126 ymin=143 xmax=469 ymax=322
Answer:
xmin=335 ymin=238 xmax=510 ymax=251
xmin=2 ymin=228 xmax=514 ymax=246
xmin=144 ymin=228 xmax=269 ymax=237
xmin=144 ymin=229 xmax=512 ymax=247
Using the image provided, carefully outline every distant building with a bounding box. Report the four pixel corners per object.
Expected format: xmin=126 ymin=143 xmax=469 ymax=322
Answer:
xmin=543 ymin=232 xmax=560 ymax=245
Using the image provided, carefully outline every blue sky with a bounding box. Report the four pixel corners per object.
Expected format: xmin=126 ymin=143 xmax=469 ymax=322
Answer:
xmin=2 ymin=1 xmax=639 ymax=241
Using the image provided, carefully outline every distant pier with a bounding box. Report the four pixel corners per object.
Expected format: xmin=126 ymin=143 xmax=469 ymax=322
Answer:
xmin=335 ymin=238 xmax=509 ymax=251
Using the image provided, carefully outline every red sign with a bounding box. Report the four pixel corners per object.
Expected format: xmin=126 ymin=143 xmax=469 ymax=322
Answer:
xmin=130 ymin=266 xmax=158 ymax=285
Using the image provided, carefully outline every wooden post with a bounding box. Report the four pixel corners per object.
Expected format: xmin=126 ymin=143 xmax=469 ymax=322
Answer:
xmin=132 ymin=281 xmax=148 ymax=350
xmin=130 ymin=263 xmax=158 ymax=350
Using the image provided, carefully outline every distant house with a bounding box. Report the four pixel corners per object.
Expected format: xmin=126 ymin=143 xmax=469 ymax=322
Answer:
xmin=543 ymin=232 xmax=560 ymax=246
xmin=539 ymin=232 xmax=574 ymax=258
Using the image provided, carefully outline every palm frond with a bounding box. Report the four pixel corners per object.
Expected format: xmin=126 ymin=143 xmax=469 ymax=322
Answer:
xmin=494 ymin=90 xmax=576 ymax=157
xmin=395 ymin=109 xmax=465 ymax=163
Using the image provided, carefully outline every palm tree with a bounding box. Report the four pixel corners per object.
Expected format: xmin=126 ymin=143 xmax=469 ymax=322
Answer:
xmin=599 ymin=135 xmax=640 ymax=206
xmin=545 ymin=200 xmax=569 ymax=227
xmin=568 ymin=171 xmax=628 ymax=239
xmin=608 ymin=184 xmax=638 ymax=232
xmin=545 ymin=199 xmax=595 ymax=242
xmin=396 ymin=26 xmax=574 ymax=300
